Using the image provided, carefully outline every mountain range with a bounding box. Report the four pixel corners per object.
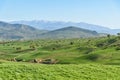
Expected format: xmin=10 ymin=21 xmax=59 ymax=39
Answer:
xmin=0 ymin=21 xmax=47 ymax=40
xmin=11 ymin=20 xmax=120 ymax=34
xmin=38 ymin=26 xmax=99 ymax=39
xmin=0 ymin=21 xmax=100 ymax=40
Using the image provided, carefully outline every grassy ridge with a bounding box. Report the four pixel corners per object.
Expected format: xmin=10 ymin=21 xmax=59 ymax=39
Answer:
xmin=0 ymin=61 xmax=120 ymax=80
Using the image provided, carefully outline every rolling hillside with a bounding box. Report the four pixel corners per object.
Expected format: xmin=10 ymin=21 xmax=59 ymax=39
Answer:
xmin=0 ymin=35 xmax=120 ymax=65
xmin=39 ymin=26 xmax=99 ymax=39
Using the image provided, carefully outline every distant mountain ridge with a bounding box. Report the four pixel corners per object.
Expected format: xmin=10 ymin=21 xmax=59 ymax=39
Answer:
xmin=0 ymin=21 xmax=47 ymax=40
xmin=38 ymin=26 xmax=100 ymax=39
xmin=0 ymin=21 xmax=101 ymax=40
xmin=11 ymin=20 xmax=120 ymax=34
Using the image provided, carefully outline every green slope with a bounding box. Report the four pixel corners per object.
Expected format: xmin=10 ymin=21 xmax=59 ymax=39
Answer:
xmin=39 ymin=26 xmax=99 ymax=39
xmin=0 ymin=35 xmax=120 ymax=65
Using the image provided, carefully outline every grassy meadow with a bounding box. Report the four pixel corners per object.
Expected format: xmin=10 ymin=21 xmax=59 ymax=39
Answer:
xmin=1 ymin=61 xmax=120 ymax=80
xmin=1 ymin=35 xmax=120 ymax=79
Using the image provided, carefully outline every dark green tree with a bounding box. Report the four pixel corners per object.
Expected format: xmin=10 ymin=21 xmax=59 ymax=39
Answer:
xmin=117 ymin=33 xmax=120 ymax=36
xmin=107 ymin=34 xmax=110 ymax=38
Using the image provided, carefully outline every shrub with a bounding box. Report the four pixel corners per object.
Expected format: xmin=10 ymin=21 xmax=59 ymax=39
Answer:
xmin=16 ymin=47 xmax=22 ymax=50
xmin=107 ymin=38 xmax=117 ymax=44
xmin=116 ymin=47 xmax=120 ymax=51
xmin=84 ymin=48 xmax=94 ymax=54
xmin=70 ymin=42 xmax=74 ymax=45
xmin=96 ymin=43 xmax=104 ymax=47
xmin=107 ymin=34 xmax=110 ymax=38
xmin=16 ymin=58 xmax=23 ymax=62
xmin=30 ymin=45 xmax=36 ymax=49
xmin=86 ymin=54 xmax=101 ymax=61
xmin=52 ymin=47 xmax=56 ymax=50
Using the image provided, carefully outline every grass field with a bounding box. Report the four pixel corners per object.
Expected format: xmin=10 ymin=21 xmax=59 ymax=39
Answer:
xmin=0 ymin=36 xmax=120 ymax=64
xmin=0 ymin=61 xmax=120 ymax=80
xmin=1 ymin=36 xmax=120 ymax=79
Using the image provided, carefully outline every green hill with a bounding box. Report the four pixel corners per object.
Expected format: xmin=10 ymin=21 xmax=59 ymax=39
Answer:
xmin=39 ymin=26 xmax=99 ymax=39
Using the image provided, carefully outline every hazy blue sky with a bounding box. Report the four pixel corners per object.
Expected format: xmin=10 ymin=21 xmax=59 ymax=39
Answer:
xmin=0 ymin=0 xmax=120 ymax=29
